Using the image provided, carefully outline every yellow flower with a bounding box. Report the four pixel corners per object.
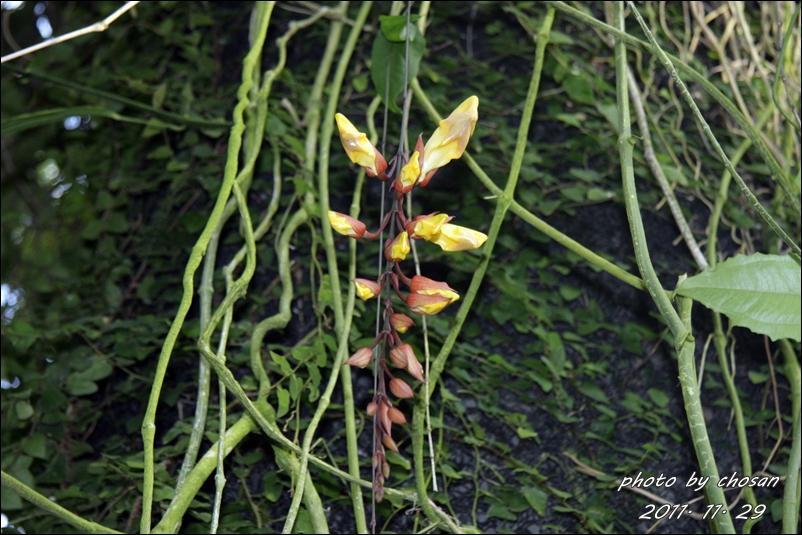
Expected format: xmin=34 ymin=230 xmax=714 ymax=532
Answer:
xmin=405 ymin=293 xmax=453 ymax=315
xmin=394 ymin=150 xmax=421 ymax=193
xmin=335 ymin=113 xmax=387 ymax=177
xmin=409 ymin=275 xmax=460 ymax=303
xmin=407 ymin=213 xmax=451 ymax=240
xmin=385 ymin=231 xmax=410 ymax=262
xmin=420 ymin=96 xmax=479 ymax=185
xmin=432 ymin=223 xmax=488 ymax=252
xmin=354 ymin=278 xmax=380 ymax=300
xmin=328 ymin=211 xmax=366 ymax=238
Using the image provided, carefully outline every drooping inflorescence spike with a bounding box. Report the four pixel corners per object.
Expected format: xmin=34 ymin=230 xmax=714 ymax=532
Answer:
xmin=329 ymin=96 xmax=485 ymax=500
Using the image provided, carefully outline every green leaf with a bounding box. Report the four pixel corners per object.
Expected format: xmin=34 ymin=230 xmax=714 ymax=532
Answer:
xmin=152 ymin=83 xmax=167 ymax=109
xmin=7 ymin=320 xmax=39 ymax=351
xmin=21 ymin=434 xmax=48 ymax=459
xmin=370 ymin=23 xmax=425 ymax=113
xmin=522 ymin=486 xmax=548 ymax=516
xmin=487 ymin=503 xmax=517 ymax=521
xmin=66 ymin=374 xmax=98 ymax=396
xmin=647 ymin=388 xmax=670 ymax=408
xmin=676 ymin=254 xmax=801 ymax=341
xmin=379 ymin=15 xmax=420 ymax=42
xmin=276 ymin=387 xmax=290 ymax=418
xmin=15 ymin=401 xmax=34 ymax=420
xmin=516 ymin=426 xmax=539 ymax=440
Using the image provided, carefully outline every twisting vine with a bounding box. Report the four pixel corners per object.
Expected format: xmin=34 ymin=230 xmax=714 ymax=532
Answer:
xmin=138 ymin=5 xmax=274 ymax=532
xmin=613 ymin=3 xmax=735 ymax=532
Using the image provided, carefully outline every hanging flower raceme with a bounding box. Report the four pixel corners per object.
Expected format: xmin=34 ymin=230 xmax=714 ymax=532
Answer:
xmin=329 ymin=95 xmax=484 ymax=502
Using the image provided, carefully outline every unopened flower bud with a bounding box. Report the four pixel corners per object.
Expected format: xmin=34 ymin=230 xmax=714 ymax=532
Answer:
xmin=382 ymin=460 xmax=391 ymax=478
xmin=406 ymin=353 xmax=425 ymax=382
xmin=328 ymin=211 xmax=366 ymax=238
xmin=366 ymin=401 xmax=377 ymax=416
xmin=382 ymin=433 xmax=399 ymax=452
xmin=346 ymin=347 xmax=373 ymax=368
xmin=390 ymin=313 xmax=415 ymax=333
xmin=389 ymin=343 xmax=414 ymax=368
xmin=388 ymin=406 xmax=407 ymax=425
xmin=389 ymin=377 xmax=414 ymax=399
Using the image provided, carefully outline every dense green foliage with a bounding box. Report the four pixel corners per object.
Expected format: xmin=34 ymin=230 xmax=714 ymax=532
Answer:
xmin=1 ymin=1 xmax=800 ymax=533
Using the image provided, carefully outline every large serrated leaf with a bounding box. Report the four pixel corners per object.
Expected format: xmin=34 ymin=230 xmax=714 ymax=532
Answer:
xmin=676 ymin=253 xmax=801 ymax=341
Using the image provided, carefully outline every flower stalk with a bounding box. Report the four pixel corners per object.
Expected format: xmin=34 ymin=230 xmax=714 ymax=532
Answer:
xmin=330 ymin=93 xmax=485 ymax=522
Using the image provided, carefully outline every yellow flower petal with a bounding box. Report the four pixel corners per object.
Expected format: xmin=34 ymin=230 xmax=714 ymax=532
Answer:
xmin=421 ymin=96 xmax=478 ymax=177
xmin=406 ymin=293 xmax=453 ymax=315
xmin=397 ymin=150 xmax=421 ymax=192
xmin=387 ymin=231 xmax=411 ymax=262
xmin=410 ymin=213 xmax=450 ymax=241
xmin=409 ymin=275 xmax=460 ymax=302
xmin=432 ymin=223 xmax=488 ymax=252
xmin=354 ymin=278 xmax=380 ymax=300
xmin=328 ymin=211 xmax=365 ymax=238
xmin=335 ymin=113 xmax=381 ymax=175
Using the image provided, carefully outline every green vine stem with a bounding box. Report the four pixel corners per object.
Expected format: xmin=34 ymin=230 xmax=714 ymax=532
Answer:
xmin=138 ymin=4 xmax=274 ymax=532
xmin=177 ymin=4 xmax=345 ymax=531
xmin=282 ymin=3 xmax=373 ymax=532
xmin=313 ymin=2 xmax=369 ymax=529
xmin=156 ymin=195 xmax=440 ymax=532
xmin=408 ymin=1 xmax=438 ymax=494
xmin=412 ymin=79 xmax=648 ymax=293
xmin=1 ymin=471 xmax=122 ymax=534
xmin=613 ymin=4 xmax=734 ymax=532
xmin=772 ymin=3 xmax=802 ymax=133
xmin=548 ymin=1 xmax=800 ymax=219
xmin=780 ymin=340 xmax=801 ymax=533
xmin=626 ymin=2 xmax=800 ymax=260
xmin=210 ymin=289 xmax=232 ymax=534
xmin=154 ymin=412 xmax=255 ymax=534
xmin=705 ymin=109 xmax=774 ymax=523
xmin=247 ymin=1 xmax=346 ymax=399
xmin=175 ymin=22 xmax=266 ymax=496
xmin=1 ymin=64 xmax=230 ymax=130
xmin=410 ymin=8 xmax=554 ymax=531
xmin=186 ymin=6 xmax=337 ymax=526
xmin=626 ymin=66 xmax=707 ymax=270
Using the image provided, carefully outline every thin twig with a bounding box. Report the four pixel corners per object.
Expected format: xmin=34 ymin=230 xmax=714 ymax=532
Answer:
xmin=627 ymin=66 xmax=708 ymax=270
xmin=1 ymin=472 xmax=122 ymax=533
xmin=2 ymin=1 xmax=140 ymax=63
